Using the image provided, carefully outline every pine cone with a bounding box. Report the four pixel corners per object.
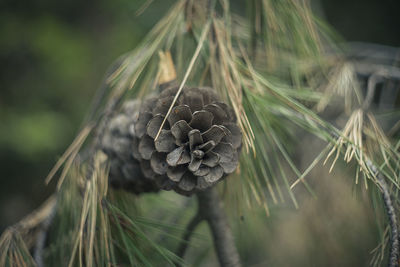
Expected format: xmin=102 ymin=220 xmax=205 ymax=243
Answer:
xmin=133 ymin=86 xmax=242 ymax=195
xmin=101 ymin=100 xmax=160 ymax=194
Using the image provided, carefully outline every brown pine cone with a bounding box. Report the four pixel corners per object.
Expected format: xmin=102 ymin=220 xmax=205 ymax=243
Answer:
xmin=101 ymin=100 xmax=160 ymax=194
xmin=133 ymin=86 xmax=242 ymax=195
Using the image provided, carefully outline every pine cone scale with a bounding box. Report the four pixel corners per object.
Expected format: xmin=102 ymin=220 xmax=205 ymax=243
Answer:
xmin=213 ymin=142 xmax=235 ymax=163
xmin=138 ymin=135 xmax=155 ymax=160
xmin=167 ymin=165 xmax=186 ymax=182
xmin=168 ymin=105 xmax=192 ymax=126
xmin=178 ymin=172 xmax=197 ymax=191
xmin=135 ymin=112 xmax=153 ymax=138
xmin=171 ymin=120 xmax=192 ymax=145
xmin=146 ymin=114 xmax=165 ymax=139
xmin=202 ymin=125 xmax=226 ymax=144
xmin=188 ymin=156 xmax=202 ymax=172
xmin=193 ymin=166 xmax=210 ymax=176
xmin=197 ymin=140 xmax=216 ymax=153
xmin=222 ymin=123 xmax=242 ymax=149
xmin=189 ymin=110 xmax=214 ymax=132
xmin=203 ymin=165 xmax=224 ymax=183
xmin=154 ymin=130 xmax=175 ymax=152
xmin=150 ymin=152 xmax=168 ymax=175
xmin=204 ymin=103 xmax=228 ymax=125
xmin=166 ymin=146 xmax=191 ymax=166
xmin=202 ymin=152 xmax=220 ymax=167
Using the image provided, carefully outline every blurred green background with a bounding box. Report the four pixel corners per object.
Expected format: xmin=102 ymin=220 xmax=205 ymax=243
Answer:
xmin=0 ymin=0 xmax=399 ymax=265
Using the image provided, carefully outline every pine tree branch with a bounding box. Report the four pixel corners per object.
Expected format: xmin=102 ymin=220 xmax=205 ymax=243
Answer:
xmin=175 ymin=212 xmax=203 ymax=264
xmin=33 ymin=198 xmax=58 ymax=267
xmin=0 ymin=195 xmax=57 ymax=266
xmin=197 ymin=188 xmax=241 ymax=267
xmin=362 ymin=74 xmax=399 ymax=266
xmin=367 ymin=160 xmax=399 ymax=267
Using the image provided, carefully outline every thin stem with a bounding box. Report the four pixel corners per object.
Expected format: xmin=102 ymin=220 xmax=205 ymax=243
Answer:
xmin=368 ymin=160 xmax=399 ymax=267
xmin=361 ymin=70 xmax=399 ymax=266
xmin=33 ymin=200 xmax=57 ymax=267
xmin=197 ymin=188 xmax=241 ymax=267
xmin=175 ymin=213 xmax=203 ymax=264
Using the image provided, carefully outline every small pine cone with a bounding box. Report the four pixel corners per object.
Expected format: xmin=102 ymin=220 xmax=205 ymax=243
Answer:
xmin=101 ymin=100 xmax=160 ymax=194
xmin=133 ymin=86 xmax=242 ymax=195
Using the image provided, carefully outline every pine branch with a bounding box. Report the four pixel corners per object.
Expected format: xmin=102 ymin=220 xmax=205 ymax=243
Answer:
xmin=175 ymin=212 xmax=203 ymax=264
xmin=368 ymin=160 xmax=399 ymax=267
xmin=197 ymin=188 xmax=241 ymax=267
xmin=0 ymin=195 xmax=57 ymax=266
xmin=364 ymin=74 xmax=398 ymax=267
xmin=33 ymin=198 xmax=57 ymax=267
xmin=175 ymin=188 xmax=242 ymax=267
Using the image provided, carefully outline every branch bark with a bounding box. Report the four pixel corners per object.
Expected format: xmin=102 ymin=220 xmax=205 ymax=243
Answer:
xmin=379 ymin=177 xmax=399 ymax=267
xmin=368 ymin=160 xmax=399 ymax=267
xmin=33 ymin=199 xmax=57 ymax=267
xmin=175 ymin=212 xmax=203 ymax=263
xmin=197 ymin=188 xmax=241 ymax=267
xmin=361 ymin=70 xmax=399 ymax=266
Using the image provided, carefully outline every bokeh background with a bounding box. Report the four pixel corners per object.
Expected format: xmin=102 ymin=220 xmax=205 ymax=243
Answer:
xmin=1 ymin=0 xmax=399 ymax=265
